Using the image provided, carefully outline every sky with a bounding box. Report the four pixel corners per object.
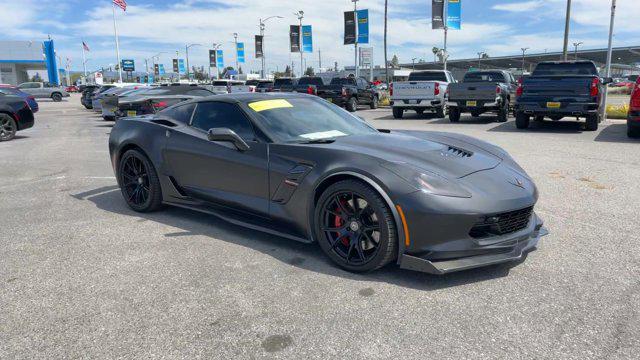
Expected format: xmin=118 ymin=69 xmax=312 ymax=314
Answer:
xmin=0 ymin=0 xmax=638 ymax=74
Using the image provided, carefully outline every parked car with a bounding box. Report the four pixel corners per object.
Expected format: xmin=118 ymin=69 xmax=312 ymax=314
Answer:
xmin=390 ymin=70 xmax=455 ymax=119
xmin=627 ymin=76 xmax=640 ymax=138
xmin=272 ymin=78 xmax=298 ymax=92
xmin=447 ymin=70 xmax=517 ymax=123
xmin=0 ymin=93 xmax=34 ymax=141
xmin=109 ymin=92 xmax=545 ymax=274
xmin=515 ymin=61 xmax=611 ymax=131
xmin=206 ymin=80 xmax=247 ymax=94
xmin=292 ymin=76 xmax=325 ymax=94
xmin=101 ymin=86 xmax=149 ymax=120
xmin=0 ymin=85 xmax=39 ymax=113
xmin=314 ymin=77 xmax=379 ymax=112
xmin=255 ymin=81 xmax=275 ymax=93
xmin=114 ymin=84 xmax=214 ymax=119
xmin=17 ymin=82 xmax=70 ymax=102
xmin=65 ymin=85 xmax=79 ymax=93
xmin=80 ymin=85 xmax=101 ymax=109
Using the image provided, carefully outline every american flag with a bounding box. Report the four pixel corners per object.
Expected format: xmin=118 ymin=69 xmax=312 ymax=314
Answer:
xmin=82 ymin=41 xmax=90 ymax=52
xmin=113 ymin=0 xmax=127 ymax=11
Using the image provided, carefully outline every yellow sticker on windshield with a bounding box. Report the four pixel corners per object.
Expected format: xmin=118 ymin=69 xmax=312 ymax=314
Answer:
xmin=248 ymin=99 xmax=293 ymax=112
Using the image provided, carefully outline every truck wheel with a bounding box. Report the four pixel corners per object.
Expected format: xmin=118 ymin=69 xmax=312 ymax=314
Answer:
xmin=497 ymin=102 xmax=509 ymax=123
xmin=585 ymin=113 xmax=599 ymax=131
xmin=515 ymin=112 xmax=530 ymax=129
xmin=392 ymin=107 xmax=404 ymax=119
xmin=370 ymin=96 xmax=379 ymax=109
xmin=435 ymin=105 xmax=445 ymax=119
xmin=449 ymin=107 xmax=460 ymax=123
xmin=51 ymin=93 xmax=62 ymax=102
xmin=471 ymin=111 xmax=481 ymax=118
xmin=628 ymin=124 xmax=640 ymax=138
xmin=346 ymin=97 xmax=358 ymax=112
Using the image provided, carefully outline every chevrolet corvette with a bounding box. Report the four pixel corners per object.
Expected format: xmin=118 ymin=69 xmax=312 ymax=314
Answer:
xmin=108 ymin=93 xmax=546 ymax=274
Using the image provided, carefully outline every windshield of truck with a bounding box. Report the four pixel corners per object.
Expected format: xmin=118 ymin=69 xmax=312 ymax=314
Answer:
xmin=532 ymin=62 xmax=598 ymax=77
xmin=464 ymin=72 xmax=506 ymax=83
xmin=408 ymin=72 xmax=448 ymax=82
xmin=274 ymin=78 xmax=294 ymax=86
xmin=330 ymin=78 xmax=355 ymax=85
xmin=297 ymin=77 xmax=324 ymax=86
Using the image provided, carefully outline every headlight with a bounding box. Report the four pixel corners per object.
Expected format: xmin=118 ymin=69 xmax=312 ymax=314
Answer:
xmin=382 ymin=162 xmax=472 ymax=198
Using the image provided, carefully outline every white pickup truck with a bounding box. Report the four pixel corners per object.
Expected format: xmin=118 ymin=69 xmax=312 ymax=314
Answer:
xmin=390 ymin=70 xmax=455 ymax=119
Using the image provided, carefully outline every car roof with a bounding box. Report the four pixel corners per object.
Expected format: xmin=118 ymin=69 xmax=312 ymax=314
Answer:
xmin=190 ymin=92 xmax=311 ymax=104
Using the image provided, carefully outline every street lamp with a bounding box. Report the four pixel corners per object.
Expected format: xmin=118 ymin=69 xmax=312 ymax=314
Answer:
xmin=477 ymin=52 xmax=486 ymax=68
xmin=572 ymin=41 xmax=583 ymax=60
xmin=294 ymin=10 xmax=304 ymax=78
xmin=185 ymin=43 xmax=201 ymax=81
xmin=562 ymin=0 xmax=572 ymax=61
xmin=411 ymin=58 xmax=417 ymax=70
xmin=259 ymin=15 xmax=283 ymax=79
xmin=521 ymin=47 xmax=529 ymax=72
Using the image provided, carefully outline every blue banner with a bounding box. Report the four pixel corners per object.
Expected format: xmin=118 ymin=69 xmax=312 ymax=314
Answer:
xmin=158 ymin=64 xmax=165 ymax=75
xmin=148 ymin=74 xmax=154 ymax=84
xmin=356 ymin=9 xmax=369 ymax=44
xmin=43 ymin=40 xmax=59 ymax=86
xmin=236 ymin=43 xmax=245 ymax=64
xmin=302 ymin=25 xmax=313 ymax=53
xmin=178 ymin=59 xmax=186 ymax=74
xmin=216 ymin=50 xmax=224 ymax=69
xmin=447 ymin=0 xmax=461 ymax=30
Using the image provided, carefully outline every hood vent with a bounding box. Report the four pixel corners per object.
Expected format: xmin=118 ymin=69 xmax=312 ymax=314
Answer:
xmin=445 ymin=146 xmax=473 ymax=158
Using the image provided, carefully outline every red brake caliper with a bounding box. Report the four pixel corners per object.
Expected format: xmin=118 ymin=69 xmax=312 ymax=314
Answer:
xmin=334 ymin=202 xmax=350 ymax=246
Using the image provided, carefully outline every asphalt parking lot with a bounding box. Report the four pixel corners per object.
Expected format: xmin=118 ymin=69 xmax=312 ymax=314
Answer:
xmin=1 ymin=95 xmax=639 ymax=359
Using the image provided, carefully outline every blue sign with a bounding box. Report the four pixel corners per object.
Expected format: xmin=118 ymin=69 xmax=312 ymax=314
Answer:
xmin=236 ymin=43 xmax=245 ymax=64
xmin=43 ymin=40 xmax=59 ymax=86
xmin=178 ymin=59 xmax=186 ymax=74
xmin=447 ymin=0 xmax=461 ymax=30
xmin=148 ymin=74 xmax=154 ymax=84
xmin=158 ymin=64 xmax=165 ymax=75
xmin=216 ymin=50 xmax=224 ymax=70
xmin=356 ymin=9 xmax=369 ymax=44
xmin=302 ymin=25 xmax=313 ymax=53
xmin=121 ymin=59 xmax=135 ymax=72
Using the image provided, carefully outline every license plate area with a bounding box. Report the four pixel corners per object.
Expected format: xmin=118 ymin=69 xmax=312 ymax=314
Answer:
xmin=546 ymin=102 xmax=561 ymax=109
xmin=466 ymin=101 xmax=477 ymax=107
xmin=127 ymin=110 xmax=137 ymax=117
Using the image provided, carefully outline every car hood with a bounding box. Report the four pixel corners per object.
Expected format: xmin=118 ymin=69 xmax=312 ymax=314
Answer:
xmin=326 ymin=131 xmax=504 ymax=179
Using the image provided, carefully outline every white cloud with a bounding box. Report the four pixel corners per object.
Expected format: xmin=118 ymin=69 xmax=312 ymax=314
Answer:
xmin=493 ymin=1 xmax=542 ymax=12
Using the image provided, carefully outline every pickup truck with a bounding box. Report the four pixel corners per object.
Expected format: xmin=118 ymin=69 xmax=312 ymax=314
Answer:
xmin=390 ymin=70 xmax=454 ymax=119
xmin=515 ymin=61 xmax=611 ymax=131
xmin=293 ymin=77 xmax=325 ymax=94
xmin=272 ymin=78 xmax=297 ymax=92
xmin=17 ymin=82 xmax=70 ymax=102
xmin=315 ymin=77 xmax=379 ymax=112
xmin=446 ymin=70 xmax=516 ymax=123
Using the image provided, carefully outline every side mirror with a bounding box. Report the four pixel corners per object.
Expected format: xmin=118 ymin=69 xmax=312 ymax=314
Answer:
xmin=602 ymin=77 xmax=613 ymax=85
xmin=207 ymin=128 xmax=250 ymax=152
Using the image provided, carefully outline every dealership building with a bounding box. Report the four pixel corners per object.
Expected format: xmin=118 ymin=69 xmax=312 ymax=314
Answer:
xmin=0 ymin=40 xmax=59 ymax=86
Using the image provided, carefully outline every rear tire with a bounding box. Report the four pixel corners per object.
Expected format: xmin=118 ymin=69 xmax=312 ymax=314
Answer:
xmin=117 ymin=149 xmax=163 ymax=213
xmin=392 ymin=107 xmax=404 ymax=119
xmin=346 ymin=97 xmax=358 ymax=112
xmin=471 ymin=111 xmax=481 ymax=118
xmin=314 ymin=179 xmax=398 ymax=273
xmin=370 ymin=96 xmax=379 ymax=109
xmin=0 ymin=114 xmax=17 ymax=142
xmin=497 ymin=101 xmax=509 ymax=123
xmin=435 ymin=105 xmax=446 ymax=118
xmin=449 ymin=107 xmax=461 ymax=122
xmin=628 ymin=123 xmax=640 ymax=138
xmin=516 ymin=112 xmax=530 ymax=129
xmin=585 ymin=113 xmax=599 ymax=131
xmin=51 ymin=93 xmax=62 ymax=102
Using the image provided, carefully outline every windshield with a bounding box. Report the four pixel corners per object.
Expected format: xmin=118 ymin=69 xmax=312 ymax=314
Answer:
xmin=257 ymin=82 xmax=274 ymax=88
xmin=408 ymin=72 xmax=448 ymax=82
xmin=464 ymin=72 xmax=506 ymax=82
xmin=533 ymin=62 xmax=599 ymax=77
xmin=274 ymin=78 xmax=294 ymax=86
xmin=330 ymin=78 xmax=355 ymax=85
xmin=297 ymin=77 xmax=324 ymax=86
xmin=246 ymin=97 xmax=377 ymax=143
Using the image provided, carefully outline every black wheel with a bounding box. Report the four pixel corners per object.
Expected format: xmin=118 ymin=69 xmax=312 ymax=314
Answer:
xmin=471 ymin=111 xmax=481 ymax=118
xmin=497 ymin=101 xmax=509 ymax=123
xmin=435 ymin=105 xmax=446 ymax=118
xmin=449 ymin=107 xmax=460 ymax=122
xmin=315 ymin=180 xmax=397 ymax=273
xmin=585 ymin=113 xmax=599 ymax=131
xmin=51 ymin=93 xmax=62 ymax=102
xmin=516 ymin=112 xmax=530 ymax=129
xmin=0 ymin=114 xmax=17 ymax=142
xmin=117 ymin=149 xmax=163 ymax=213
xmin=392 ymin=107 xmax=403 ymax=119
xmin=346 ymin=97 xmax=358 ymax=112
xmin=370 ymin=96 xmax=379 ymax=109
xmin=628 ymin=124 xmax=640 ymax=138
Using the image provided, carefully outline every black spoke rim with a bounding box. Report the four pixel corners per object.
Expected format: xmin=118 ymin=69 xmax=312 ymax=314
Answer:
xmin=320 ymin=191 xmax=382 ymax=265
xmin=121 ymin=155 xmax=150 ymax=206
xmin=0 ymin=118 xmax=15 ymax=140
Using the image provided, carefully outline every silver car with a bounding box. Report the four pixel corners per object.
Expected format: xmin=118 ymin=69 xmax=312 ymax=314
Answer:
xmin=17 ymin=82 xmax=70 ymax=102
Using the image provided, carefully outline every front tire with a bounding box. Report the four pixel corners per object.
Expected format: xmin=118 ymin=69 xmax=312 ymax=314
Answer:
xmin=392 ymin=107 xmax=404 ymax=119
xmin=516 ymin=112 xmax=530 ymax=129
xmin=51 ymin=93 xmax=62 ymax=102
xmin=315 ymin=180 xmax=397 ymax=273
xmin=117 ymin=149 xmax=163 ymax=213
xmin=0 ymin=114 xmax=17 ymax=142
xmin=497 ymin=101 xmax=509 ymax=123
xmin=628 ymin=123 xmax=640 ymax=138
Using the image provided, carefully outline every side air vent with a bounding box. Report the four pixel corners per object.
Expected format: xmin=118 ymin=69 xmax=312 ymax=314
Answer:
xmin=150 ymin=119 xmax=177 ymax=127
xmin=446 ymin=146 xmax=473 ymax=158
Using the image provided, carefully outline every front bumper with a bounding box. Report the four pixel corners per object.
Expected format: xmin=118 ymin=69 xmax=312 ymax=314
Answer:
xmin=400 ymin=214 xmax=547 ymax=274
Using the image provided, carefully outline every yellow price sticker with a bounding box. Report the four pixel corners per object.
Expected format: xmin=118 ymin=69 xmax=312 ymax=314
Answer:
xmin=248 ymin=99 xmax=293 ymax=112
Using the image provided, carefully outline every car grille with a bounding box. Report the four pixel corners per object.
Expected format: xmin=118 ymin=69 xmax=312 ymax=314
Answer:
xmin=446 ymin=146 xmax=473 ymax=158
xmin=469 ymin=206 xmax=534 ymax=239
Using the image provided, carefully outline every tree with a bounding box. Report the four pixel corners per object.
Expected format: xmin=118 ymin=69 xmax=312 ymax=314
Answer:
xmin=384 ymin=0 xmax=389 ymax=84
xmin=391 ymin=55 xmax=399 ymax=67
xmin=304 ymin=67 xmax=315 ymax=76
xmin=284 ymin=65 xmax=292 ymax=77
xmin=30 ymin=73 xmax=43 ymax=82
xmin=334 ymin=62 xmax=338 ymax=71
xmin=238 ymin=65 xmax=243 ymax=74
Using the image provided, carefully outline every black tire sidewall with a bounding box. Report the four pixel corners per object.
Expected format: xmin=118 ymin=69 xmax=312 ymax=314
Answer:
xmin=117 ymin=149 xmax=163 ymax=212
xmin=0 ymin=114 xmax=17 ymax=141
xmin=449 ymin=107 xmax=460 ymax=122
xmin=516 ymin=112 xmax=530 ymax=129
xmin=52 ymin=93 xmax=62 ymax=102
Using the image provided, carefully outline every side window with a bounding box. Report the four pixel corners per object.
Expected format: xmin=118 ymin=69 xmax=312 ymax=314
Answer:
xmin=190 ymin=102 xmax=256 ymax=141
xmin=160 ymin=103 xmax=195 ymax=124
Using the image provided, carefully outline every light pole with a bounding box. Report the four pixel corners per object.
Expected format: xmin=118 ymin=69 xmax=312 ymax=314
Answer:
xmin=185 ymin=44 xmax=201 ymax=81
xmin=600 ymin=0 xmax=617 ymax=121
xmin=259 ymin=15 xmax=283 ymax=79
xmin=411 ymin=58 xmax=417 ymax=70
xmin=477 ymin=52 xmax=485 ymax=68
xmin=562 ymin=0 xmax=572 ymax=61
xmin=233 ymin=33 xmax=239 ymax=72
xmin=521 ymin=47 xmax=529 ymax=72
xmin=572 ymin=42 xmax=583 ymax=60
xmin=294 ymin=10 xmax=305 ymax=77
xmin=352 ymin=0 xmax=360 ymax=77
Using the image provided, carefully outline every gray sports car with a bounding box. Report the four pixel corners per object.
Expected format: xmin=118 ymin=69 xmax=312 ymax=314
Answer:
xmin=108 ymin=93 xmax=546 ymax=274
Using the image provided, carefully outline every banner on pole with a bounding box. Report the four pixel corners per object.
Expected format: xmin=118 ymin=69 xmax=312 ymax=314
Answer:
xmin=290 ymin=25 xmax=301 ymax=53
xmin=209 ymin=50 xmax=217 ymax=67
xmin=356 ymin=9 xmax=369 ymax=44
xmin=432 ymin=0 xmax=445 ymax=29
xmin=153 ymin=64 xmax=159 ymax=75
xmin=216 ymin=50 xmax=224 ymax=69
xmin=237 ymin=42 xmax=245 ymax=63
xmin=172 ymin=59 xmax=179 ymax=73
xmin=301 ymin=25 xmax=313 ymax=53
xmin=344 ymin=11 xmax=356 ymax=45
xmin=178 ymin=59 xmax=186 ymax=74
xmin=447 ymin=0 xmax=462 ymax=30
xmin=359 ymin=47 xmax=373 ymax=67
xmin=158 ymin=64 xmax=165 ymax=75
xmin=255 ymin=35 xmax=264 ymax=58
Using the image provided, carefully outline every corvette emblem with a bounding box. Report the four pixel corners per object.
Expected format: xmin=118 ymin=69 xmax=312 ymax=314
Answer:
xmin=509 ymin=177 xmax=525 ymax=189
